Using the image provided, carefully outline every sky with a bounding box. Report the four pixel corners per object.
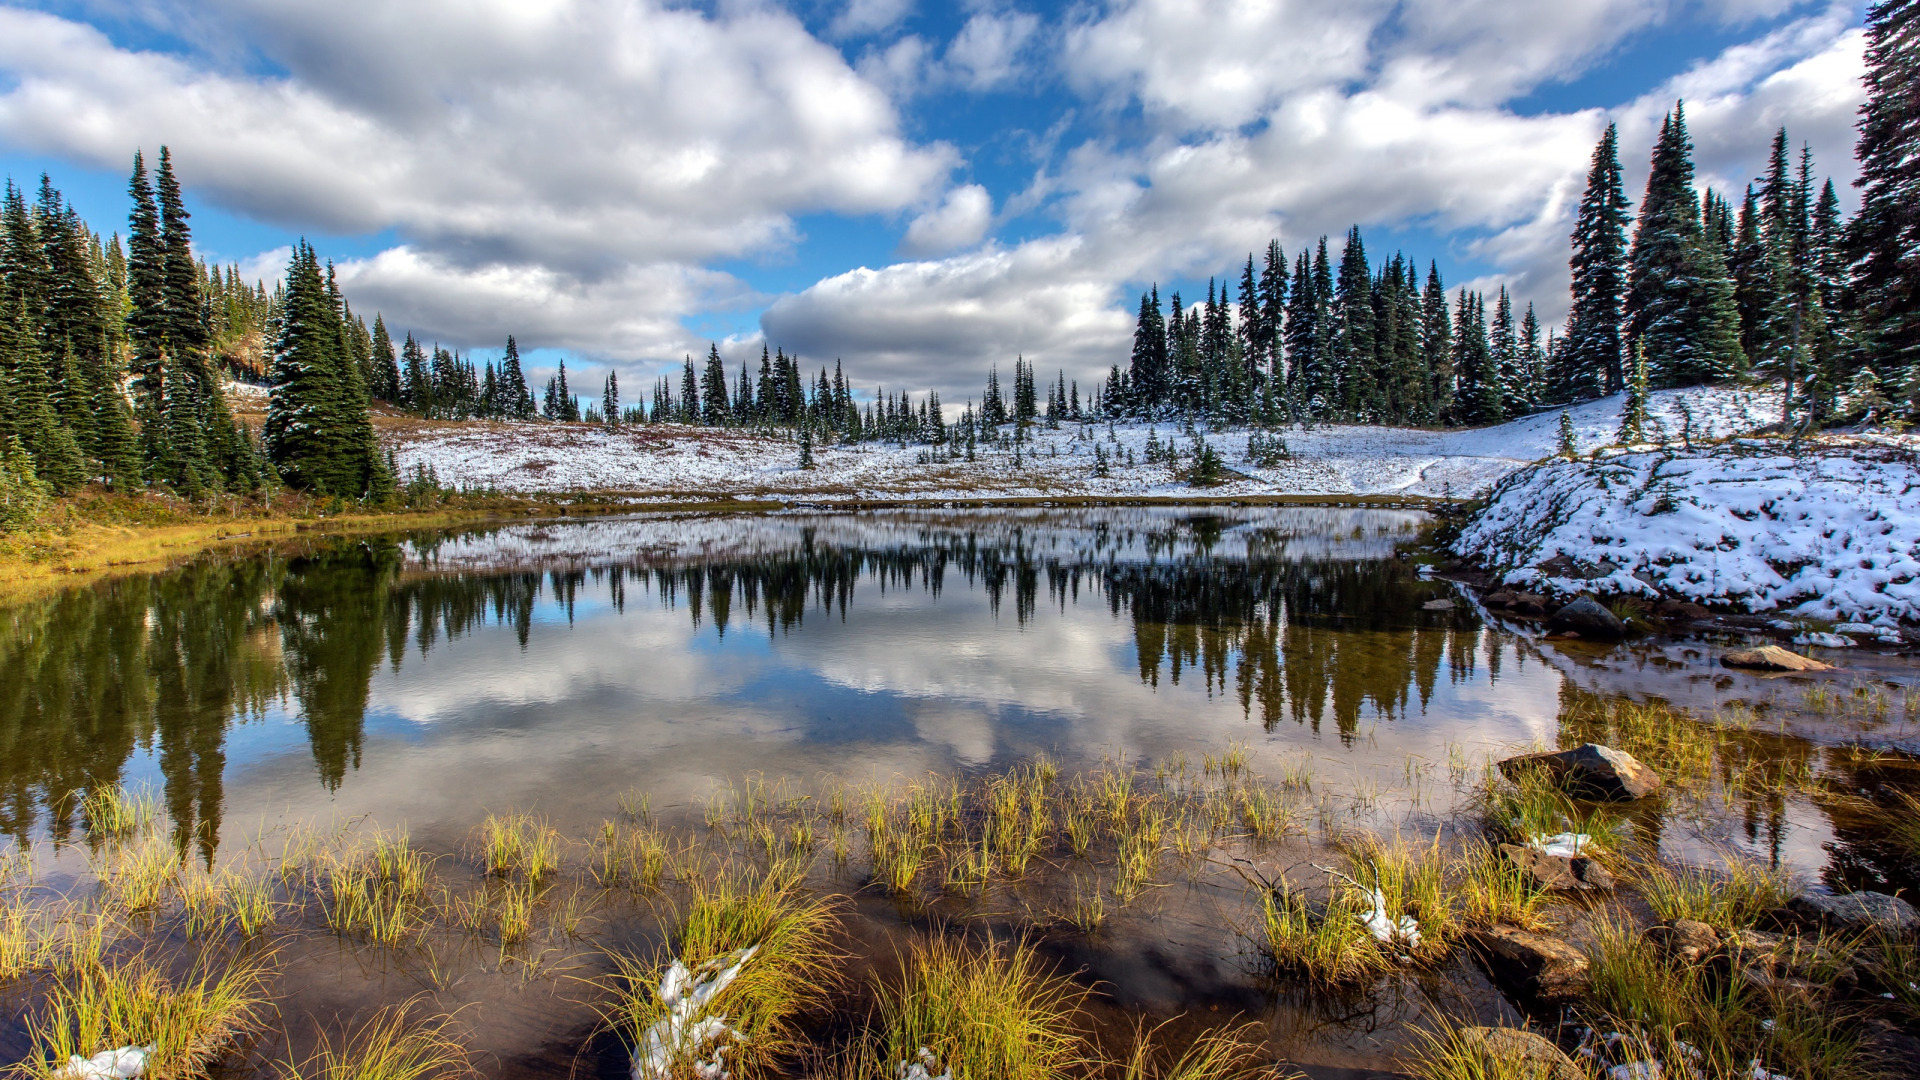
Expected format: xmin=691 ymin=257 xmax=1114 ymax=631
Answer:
xmin=0 ymin=0 xmax=1873 ymax=405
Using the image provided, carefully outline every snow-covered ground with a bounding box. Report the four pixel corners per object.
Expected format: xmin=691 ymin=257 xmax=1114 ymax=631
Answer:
xmin=1456 ymin=439 xmax=1920 ymax=627
xmin=386 ymin=387 xmax=1780 ymax=501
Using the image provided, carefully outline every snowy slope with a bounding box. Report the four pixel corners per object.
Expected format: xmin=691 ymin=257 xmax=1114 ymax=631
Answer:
xmin=387 ymin=387 xmax=1780 ymax=501
xmin=1455 ymin=440 xmax=1920 ymax=626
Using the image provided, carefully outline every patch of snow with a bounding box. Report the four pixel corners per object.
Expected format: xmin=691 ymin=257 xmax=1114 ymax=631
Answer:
xmin=1794 ymin=632 xmax=1852 ymax=648
xmin=631 ymin=945 xmax=757 ymax=1080
xmin=1527 ymin=832 xmax=1591 ymax=857
xmin=386 ymin=387 xmax=1779 ymax=501
xmin=54 ymin=1047 xmax=152 ymax=1080
xmin=898 ymin=1048 xmax=952 ymax=1080
xmin=1455 ymin=440 xmax=1920 ymax=625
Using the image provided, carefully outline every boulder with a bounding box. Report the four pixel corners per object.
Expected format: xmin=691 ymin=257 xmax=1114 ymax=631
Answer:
xmin=1453 ymin=1027 xmax=1583 ymax=1080
xmin=1500 ymin=844 xmax=1616 ymax=892
xmin=1720 ymin=646 xmax=1833 ymax=672
xmin=1423 ymin=599 xmax=1457 ymax=612
xmin=1469 ymin=925 xmax=1591 ymax=1004
xmin=1644 ymin=920 xmax=1720 ymax=964
xmin=1547 ymin=596 xmax=1628 ymax=638
xmin=1498 ymin=744 xmax=1662 ymax=801
xmin=1512 ymin=594 xmax=1549 ymax=617
xmin=1787 ymin=890 xmax=1920 ymax=935
xmin=1485 ymin=591 xmax=1517 ymax=608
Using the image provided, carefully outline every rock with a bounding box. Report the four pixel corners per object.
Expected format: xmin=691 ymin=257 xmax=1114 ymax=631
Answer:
xmin=1500 ymin=844 xmax=1616 ymax=892
xmin=1484 ymin=591 xmax=1517 ymax=608
xmin=1469 ymin=925 xmax=1591 ymax=1004
xmin=1787 ymin=890 xmax=1920 ymax=935
xmin=1423 ymin=599 xmax=1457 ymax=612
xmin=1547 ymin=596 xmax=1629 ymax=638
xmin=1644 ymin=920 xmax=1720 ymax=964
xmin=1512 ymin=594 xmax=1549 ymax=617
xmin=1498 ymin=744 xmax=1662 ymax=801
xmin=1453 ymin=1027 xmax=1582 ymax=1080
xmin=1720 ymin=645 xmax=1833 ymax=672
xmin=1655 ymin=599 xmax=1712 ymax=622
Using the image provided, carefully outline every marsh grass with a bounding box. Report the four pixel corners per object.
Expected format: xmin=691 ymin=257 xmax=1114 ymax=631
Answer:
xmin=1455 ymin=842 xmax=1550 ymax=932
xmin=477 ymin=813 xmax=561 ymax=883
xmin=318 ymin=834 xmax=433 ymax=947
xmin=77 ymin=785 xmax=160 ymax=844
xmin=592 ymin=821 xmax=669 ymax=891
xmin=1634 ymin=852 xmax=1795 ymax=929
xmin=1408 ymin=1021 xmax=1567 ymax=1080
xmin=283 ymin=1004 xmax=470 ymax=1080
xmin=876 ymin=936 xmax=1088 ymax=1080
xmin=0 ymin=892 xmax=48 ymax=979
xmin=22 ymin=948 xmax=272 ymax=1080
xmin=604 ymin=867 xmax=839 ymax=1077
xmin=1118 ymin=1021 xmax=1275 ymax=1080
xmin=1343 ymin=837 xmax=1458 ymax=962
xmin=95 ymin=834 xmax=179 ymax=915
xmin=1257 ymin=884 xmax=1382 ymax=984
xmin=1477 ymin=767 xmax=1626 ymax=851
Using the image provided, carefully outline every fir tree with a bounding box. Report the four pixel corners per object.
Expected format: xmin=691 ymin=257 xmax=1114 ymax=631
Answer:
xmin=1848 ymin=0 xmax=1920 ymax=397
xmin=1618 ymin=345 xmax=1650 ymax=444
xmin=1564 ymin=123 xmax=1631 ymax=400
xmin=0 ymin=298 xmax=85 ymax=491
xmin=1128 ymin=286 xmax=1167 ymax=415
xmin=1625 ymin=104 xmax=1744 ymax=386
xmin=124 ymin=152 xmax=167 ymax=403
xmin=369 ymin=315 xmax=400 ymax=402
xmin=701 ymin=344 xmax=729 ymax=424
xmin=603 ymin=371 xmax=620 ymax=429
xmin=1332 ymin=228 xmax=1376 ymax=420
xmin=500 ymin=335 xmax=531 ymax=419
xmin=1421 ymin=264 xmax=1453 ymax=423
xmin=265 ymin=242 xmax=381 ymax=495
xmin=1557 ymin=412 xmax=1579 ymax=459
xmin=679 ymin=356 xmax=699 ymax=424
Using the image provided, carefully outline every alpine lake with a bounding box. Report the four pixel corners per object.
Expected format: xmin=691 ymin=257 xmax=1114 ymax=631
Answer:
xmin=2 ymin=505 xmax=1917 ymax=1080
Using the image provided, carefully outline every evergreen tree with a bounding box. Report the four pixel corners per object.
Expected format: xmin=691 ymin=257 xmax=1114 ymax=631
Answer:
xmin=401 ymin=334 xmax=429 ymax=412
xmin=679 ymin=356 xmax=699 ymax=424
xmin=1618 ymin=345 xmax=1650 ymax=444
xmin=500 ymin=335 xmax=531 ymax=419
xmin=1848 ymin=0 xmax=1920 ymax=398
xmin=1557 ymin=412 xmax=1579 ymax=459
xmin=701 ymin=344 xmax=729 ymax=424
xmin=1332 ymin=228 xmax=1376 ymax=420
xmin=1421 ymin=265 xmax=1453 ymax=423
xmin=124 ymin=152 xmax=167 ymax=403
xmin=1492 ymin=287 xmax=1526 ymax=417
xmin=603 ymin=371 xmax=620 ymax=429
xmin=1128 ymin=286 xmax=1167 ymax=414
xmin=368 ymin=315 xmax=400 ymax=402
xmin=1259 ymin=241 xmax=1288 ymax=388
xmin=1564 ymin=124 xmax=1631 ymax=400
xmin=1625 ymin=104 xmax=1744 ymax=386
xmin=0 ymin=298 xmax=85 ymax=491
xmin=265 ymin=242 xmax=381 ymax=495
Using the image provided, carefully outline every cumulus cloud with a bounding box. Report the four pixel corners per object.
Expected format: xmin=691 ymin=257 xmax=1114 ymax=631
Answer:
xmin=0 ymin=0 xmax=952 ymax=363
xmin=832 ymin=0 xmax=915 ymax=39
xmin=900 ymin=183 xmax=994 ymax=256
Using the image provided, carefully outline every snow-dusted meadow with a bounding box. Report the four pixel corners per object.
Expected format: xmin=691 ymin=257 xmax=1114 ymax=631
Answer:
xmin=385 ymin=387 xmax=1780 ymax=502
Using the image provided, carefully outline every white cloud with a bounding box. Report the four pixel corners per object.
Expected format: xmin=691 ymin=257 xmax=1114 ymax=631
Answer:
xmin=0 ymin=0 xmax=952 ymax=363
xmin=944 ymin=11 xmax=1040 ymax=91
xmin=831 ymin=0 xmax=915 ymax=38
xmin=900 ymin=183 xmax=994 ymax=256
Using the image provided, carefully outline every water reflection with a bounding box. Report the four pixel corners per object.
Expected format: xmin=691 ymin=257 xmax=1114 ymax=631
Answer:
xmin=1 ymin=507 xmax=1529 ymax=854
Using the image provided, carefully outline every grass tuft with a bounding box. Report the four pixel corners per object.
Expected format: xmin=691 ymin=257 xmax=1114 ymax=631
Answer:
xmin=1634 ymin=853 xmax=1795 ymax=929
xmin=876 ymin=935 xmax=1087 ymax=1080
xmin=283 ymin=1003 xmax=469 ymax=1080
xmin=22 ymin=948 xmax=271 ymax=1080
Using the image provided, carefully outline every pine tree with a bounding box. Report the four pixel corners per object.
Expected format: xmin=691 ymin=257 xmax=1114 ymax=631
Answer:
xmin=1332 ymin=228 xmax=1376 ymax=420
xmin=500 ymin=335 xmax=531 ymax=419
xmin=0 ymin=298 xmax=85 ymax=491
xmin=1557 ymin=412 xmax=1579 ymax=459
xmin=701 ymin=344 xmax=729 ymax=424
xmin=679 ymin=356 xmax=699 ymax=424
xmin=1421 ymin=264 xmax=1453 ymax=423
xmin=603 ymin=371 xmax=620 ymax=429
xmin=1848 ymin=0 xmax=1920 ymax=398
xmin=1492 ymin=287 xmax=1527 ymax=417
xmin=124 ymin=152 xmax=167 ymax=404
xmin=1564 ymin=124 xmax=1631 ymax=400
xmin=1625 ymin=104 xmax=1744 ymax=386
xmin=1128 ymin=286 xmax=1167 ymax=416
xmin=265 ymin=242 xmax=380 ymax=495
xmin=368 ymin=315 xmax=399 ymax=401
xmin=1618 ymin=345 xmax=1650 ymax=444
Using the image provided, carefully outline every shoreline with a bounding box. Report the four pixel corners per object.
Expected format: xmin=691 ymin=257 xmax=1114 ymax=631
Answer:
xmin=0 ymin=490 xmax=1466 ymax=604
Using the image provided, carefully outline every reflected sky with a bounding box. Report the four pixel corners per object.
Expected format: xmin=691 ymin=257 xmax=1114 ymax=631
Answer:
xmin=3 ymin=507 xmax=1573 ymax=858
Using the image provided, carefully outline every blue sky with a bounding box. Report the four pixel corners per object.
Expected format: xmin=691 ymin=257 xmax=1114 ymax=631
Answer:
xmin=0 ymin=0 xmax=1870 ymax=399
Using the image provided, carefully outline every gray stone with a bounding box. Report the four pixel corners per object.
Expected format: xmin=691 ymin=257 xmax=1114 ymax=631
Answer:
xmin=1499 ymin=843 xmax=1616 ymax=892
xmin=1787 ymin=890 xmax=1920 ymax=935
xmin=1469 ymin=925 xmax=1591 ymax=1004
xmin=1547 ymin=596 xmax=1628 ymax=638
xmin=1453 ymin=1028 xmax=1582 ymax=1080
xmin=1423 ymin=599 xmax=1457 ymax=611
xmin=1498 ymin=743 xmax=1662 ymax=801
xmin=1720 ymin=645 xmax=1834 ymax=672
xmin=1644 ymin=919 xmax=1720 ymax=964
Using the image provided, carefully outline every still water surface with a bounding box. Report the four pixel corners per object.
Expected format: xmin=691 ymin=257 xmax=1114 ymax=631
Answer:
xmin=3 ymin=506 xmax=1905 ymax=1077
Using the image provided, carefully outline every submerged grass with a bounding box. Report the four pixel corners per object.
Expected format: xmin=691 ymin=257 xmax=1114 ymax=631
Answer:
xmin=876 ymin=936 xmax=1088 ymax=1080
xmin=283 ymin=1004 xmax=470 ymax=1080
xmin=19 ymin=948 xmax=272 ymax=1080
xmin=1634 ymin=852 xmax=1796 ymax=929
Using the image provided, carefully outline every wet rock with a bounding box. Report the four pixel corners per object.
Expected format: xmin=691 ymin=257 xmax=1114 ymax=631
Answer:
xmin=1787 ymin=890 xmax=1920 ymax=935
xmin=1485 ymin=591 xmax=1518 ymax=608
xmin=1719 ymin=645 xmax=1833 ymax=672
xmin=1512 ymin=594 xmax=1549 ymax=617
xmin=1499 ymin=844 xmax=1615 ymax=892
xmin=1547 ymin=596 xmax=1628 ymax=638
xmin=1469 ymin=925 xmax=1591 ymax=1004
xmin=1730 ymin=928 xmax=1856 ymax=986
xmin=1644 ymin=919 xmax=1720 ymax=964
xmin=1423 ymin=599 xmax=1457 ymax=611
xmin=1498 ymin=744 xmax=1662 ymax=801
xmin=1454 ymin=1027 xmax=1582 ymax=1080
xmin=1655 ymin=599 xmax=1712 ymax=622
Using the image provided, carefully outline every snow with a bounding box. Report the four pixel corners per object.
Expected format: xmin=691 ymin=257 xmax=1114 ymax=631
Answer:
xmin=54 ymin=1047 xmax=152 ymax=1080
xmin=386 ymin=387 xmax=1780 ymax=502
xmin=1455 ymin=438 xmax=1920 ymax=626
xmin=631 ymin=945 xmax=757 ymax=1080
